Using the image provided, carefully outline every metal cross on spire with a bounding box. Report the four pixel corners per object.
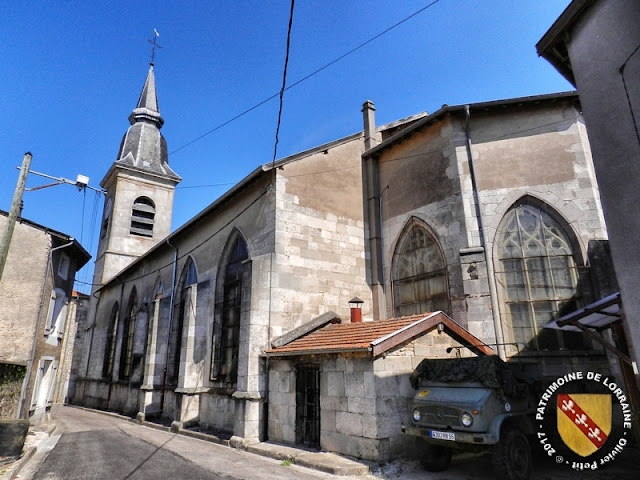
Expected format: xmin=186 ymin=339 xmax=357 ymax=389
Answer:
xmin=147 ymin=28 xmax=162 ymax=65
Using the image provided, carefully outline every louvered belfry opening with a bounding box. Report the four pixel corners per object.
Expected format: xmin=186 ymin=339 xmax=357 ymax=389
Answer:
xmin=130 ymin=196 xmax=155 ymax=237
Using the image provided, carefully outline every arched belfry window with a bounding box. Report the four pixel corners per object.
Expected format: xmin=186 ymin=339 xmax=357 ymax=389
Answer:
xmin=212 ymin=232 xmax=250 ymax=384
xmin=102 ymin=302 xmax=120 ymax=378
xmin=167 ymin=258 xmax=197 ymax=384
xmin=120 ymin=288 xmax=137 ymax=379
xmin=392 ymin=221 xmax=450 ymax=317
xmin=496 ymin=201 xmax=585 ymax=351
xmin=130 ymin=197 xmax=155 ymax=237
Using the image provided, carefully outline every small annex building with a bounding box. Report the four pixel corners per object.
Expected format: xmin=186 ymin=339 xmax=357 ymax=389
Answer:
xmin=264 ymin=311 xmax=492 ymax=460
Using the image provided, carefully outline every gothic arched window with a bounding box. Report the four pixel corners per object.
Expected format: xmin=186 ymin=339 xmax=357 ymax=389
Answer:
xmin=392 ymin=221 xmax=449 ymax=317
xmin=496 ymin=202 xmax=584 ymax=351
xmin=130 ymin=197 xmax=155 ymax=237
xmin=119 ymin=288 xmax=137 ymax=380
xmin=102 ymin=303 xmax=119 ymax=378
xmin=167 ymin=258 xmax=197 ymax=384
xmin=213 ymin=233 xmax=249 ymax=384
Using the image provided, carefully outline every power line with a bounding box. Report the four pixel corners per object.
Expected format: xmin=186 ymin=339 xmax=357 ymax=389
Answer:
xmin=272 ymin=0 xmax=296 ymax=165
xmin=169 ymin=0 xmax=441 ymax=157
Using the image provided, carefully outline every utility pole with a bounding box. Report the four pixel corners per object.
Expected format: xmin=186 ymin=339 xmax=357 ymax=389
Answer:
xmin=0 ymin=152 xmax=32 ymax=282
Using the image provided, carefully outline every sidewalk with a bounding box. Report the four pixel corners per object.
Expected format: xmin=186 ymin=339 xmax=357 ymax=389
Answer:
xmin=1 ymin=405 xmax=371 ymax=478
xmin=0 ymin=421 xmax=57 ymax=480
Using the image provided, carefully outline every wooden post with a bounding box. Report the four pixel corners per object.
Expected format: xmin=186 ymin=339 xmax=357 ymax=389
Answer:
xmin=0 ymin=153 xmax=32 ymax=282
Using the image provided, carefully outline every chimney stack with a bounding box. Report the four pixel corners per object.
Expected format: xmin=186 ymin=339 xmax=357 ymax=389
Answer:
xmin=349 ymin=297 xmax=364 ymax=323
xmin=362 ymin=100 xmax=377 ymax=150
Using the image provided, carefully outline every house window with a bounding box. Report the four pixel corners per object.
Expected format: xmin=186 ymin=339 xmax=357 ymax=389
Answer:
xmin=119 ymin=289 xmax=137 ymax=380
xmin=496 ymin=202 xmax=585 ymax=351
xmin=57 ymin=253 xmax=70 ymax=280
xmin=44 ymin=288 xmax=68 ymax=338
xmin=392 ymin=222 xmax=450 ymax=317
xmin=103 ymin=303 xmax=120 ymax=378
xmin=167 ymin=258 xmax=197 ymax=385
xmin=130 ymin=197 xmax=155 ymax=237
xmin=213 ymin=234 xmax=249 ymax=383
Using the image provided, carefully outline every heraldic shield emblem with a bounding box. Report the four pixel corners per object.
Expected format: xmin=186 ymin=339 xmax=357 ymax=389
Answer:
xmin=557 ymin=393 xmax=612 ymax=457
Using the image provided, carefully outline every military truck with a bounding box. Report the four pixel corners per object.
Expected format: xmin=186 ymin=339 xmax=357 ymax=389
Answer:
xmin=402 ymin=355 xmax=539 ymax=480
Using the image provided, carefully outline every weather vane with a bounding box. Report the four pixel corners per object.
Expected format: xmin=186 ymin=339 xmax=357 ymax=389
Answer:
xmin=147 ymin=28 xmax=162 ymax=64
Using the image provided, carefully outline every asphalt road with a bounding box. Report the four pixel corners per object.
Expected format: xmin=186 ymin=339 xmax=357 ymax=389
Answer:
xmin=16 ymin=405 xmax=640 ymax=480
xmin=19 ymin=406 xmax=347 ymax=480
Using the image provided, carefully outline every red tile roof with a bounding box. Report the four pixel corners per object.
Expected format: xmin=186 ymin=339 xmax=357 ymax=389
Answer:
xmin=264 ymin=312 xmax=494 ymax=357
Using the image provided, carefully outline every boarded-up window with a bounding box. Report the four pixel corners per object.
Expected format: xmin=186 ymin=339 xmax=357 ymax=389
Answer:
xmin=496 ymin=203 xmax=585 ymax=351
xmin=130 ymin=197 xmax=155 ymax=237
xmin=392 ymin=223 xmax=449 ymax=317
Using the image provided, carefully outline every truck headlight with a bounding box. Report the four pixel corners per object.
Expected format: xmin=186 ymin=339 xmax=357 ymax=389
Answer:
xmin=461 ymin=412 xmax=473 ymax=427
xmin=412 ymin=409 xmax=421 ymax=422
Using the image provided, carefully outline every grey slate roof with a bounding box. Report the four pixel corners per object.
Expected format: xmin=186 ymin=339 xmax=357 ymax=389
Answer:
xmin=115 ymin=64 xmax=180 ymax=181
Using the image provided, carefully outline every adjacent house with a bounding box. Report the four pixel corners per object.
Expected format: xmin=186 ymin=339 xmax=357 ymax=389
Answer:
xmin=536 ymin=0 xmax=640 ymax=418
xmin=71 ymin=61 xmax=615 ymax=461
xmin=0 ymin=211 xmax=90 ymax=421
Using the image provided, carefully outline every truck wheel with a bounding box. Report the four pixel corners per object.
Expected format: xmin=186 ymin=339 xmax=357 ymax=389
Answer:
xmin=418 ymin=440 xmax=452 ymax=472
xmin=492 ymin=428 xmax=532 ymax=480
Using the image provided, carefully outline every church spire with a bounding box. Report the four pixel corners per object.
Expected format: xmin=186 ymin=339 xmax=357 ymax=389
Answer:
xmin=128 ymin=64 xmax=164 ymax=127
xmin=112 ymin=64 xmax=179 ymax=180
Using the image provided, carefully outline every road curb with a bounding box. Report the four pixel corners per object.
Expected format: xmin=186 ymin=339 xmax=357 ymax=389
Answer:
xmin=3 ymin=422 xmax=57 ymax=480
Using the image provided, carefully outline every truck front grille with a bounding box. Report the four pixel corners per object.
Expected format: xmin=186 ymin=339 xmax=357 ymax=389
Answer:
xmin=421 ymin=407 xmax=460 ymax=428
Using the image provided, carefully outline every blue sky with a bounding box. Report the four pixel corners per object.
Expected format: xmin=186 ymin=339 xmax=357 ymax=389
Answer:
xmin=0 ymin=1 xmax=572 ymax=291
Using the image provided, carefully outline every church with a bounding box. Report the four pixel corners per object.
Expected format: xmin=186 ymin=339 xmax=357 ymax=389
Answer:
xmin=72 ymin=62 xmax=615 ymax=461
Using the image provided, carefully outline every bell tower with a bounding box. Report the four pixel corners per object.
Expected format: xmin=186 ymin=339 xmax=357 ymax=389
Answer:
xmin=93 ymin=63 xmax=181 ymax=290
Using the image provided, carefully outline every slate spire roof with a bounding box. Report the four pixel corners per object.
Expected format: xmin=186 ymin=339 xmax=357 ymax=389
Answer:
xmin=112 ymin=63 xmax=180 ymax=181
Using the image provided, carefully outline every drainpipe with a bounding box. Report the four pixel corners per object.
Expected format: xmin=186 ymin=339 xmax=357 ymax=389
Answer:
xmin=19 ymin=239 xmax=74 ymax=419
xmin=362 ymin=100 xmax=386 ymax=320
xmin=160 ymin=239 xmax=178 ymax=414
xmin=464 ymin=105 xmax=506 ymax=360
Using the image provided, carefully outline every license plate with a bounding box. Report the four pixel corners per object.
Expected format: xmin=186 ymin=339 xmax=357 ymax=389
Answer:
xmin=430 ymin=430 xmax=455 ymax=441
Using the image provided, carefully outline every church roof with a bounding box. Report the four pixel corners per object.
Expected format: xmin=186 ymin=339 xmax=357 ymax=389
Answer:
xmin=264 ymin=311 xmax=494 ymax=358
xmin=107 ymin=64 xmax=180 ymax=183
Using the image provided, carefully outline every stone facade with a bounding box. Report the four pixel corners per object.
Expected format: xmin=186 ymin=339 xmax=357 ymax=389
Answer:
xmin=267 ymin=330 xmax=473 ymax=462
xmin=71 ymin=84 xmax=614 ymax=462
xmin=367 ymin=94 xmax=610 ymax=380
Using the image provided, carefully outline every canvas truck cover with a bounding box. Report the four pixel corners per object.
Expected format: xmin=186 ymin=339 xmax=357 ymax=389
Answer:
xmin=409 ymin=356 xmax=535 ymax=398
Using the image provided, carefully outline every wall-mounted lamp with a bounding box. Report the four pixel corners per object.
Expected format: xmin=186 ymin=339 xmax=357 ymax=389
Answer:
xmin=349 ymin=297 xmax=364 ymax=323
xmin=437 ymin=322 xmax=445 ymax=334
